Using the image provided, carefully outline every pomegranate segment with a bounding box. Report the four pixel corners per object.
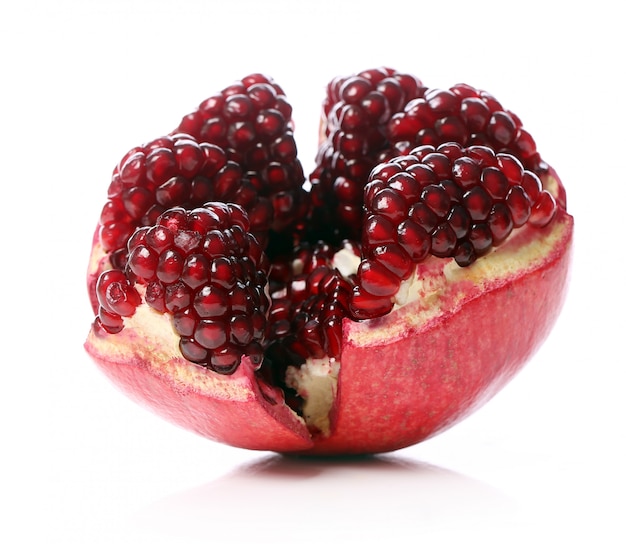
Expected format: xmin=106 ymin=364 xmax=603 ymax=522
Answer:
xmin=349 ymin=142 xmax=558 ymax=319
xmin=174 ymin=73 xmax=309 ymax=236
xmin=85 ymin=69 xmax=573 ymax=455
xmin=310 ymin=67 xmax=426 ymax=239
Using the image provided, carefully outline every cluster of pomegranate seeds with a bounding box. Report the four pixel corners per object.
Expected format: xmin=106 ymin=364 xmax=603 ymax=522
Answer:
xmin=95 ymin=269 xmax=141 ymax=334
xmin=175 ymin=74 xmax=309 ymax=235
xmin=309 ymin=67 xmax=426 ymax=238
xmin=98 ymin=133 xmax=276 ymax=270
xmin=98 ymin=203 xmax=270 ymax=375
xmin=387 ymin=83 xmax=545 ymax=174
xmin=92 ymin=68 xmax=564 ymax=382
xmin=255 ymin=241 xmax=357 ymax=412
xmin=349 ymin=142 xmax=557 ymax=319
xmin=267 ymin=241 xmax=356 ymax=362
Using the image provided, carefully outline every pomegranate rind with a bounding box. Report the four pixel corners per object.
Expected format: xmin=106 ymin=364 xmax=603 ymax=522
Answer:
xmin=305 ymin=208 xmax=573 ymax=455
xmin=85 ymin=319 xmax=314 ymax=452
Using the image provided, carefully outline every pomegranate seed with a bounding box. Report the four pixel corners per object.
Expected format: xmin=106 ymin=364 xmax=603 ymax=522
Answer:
xmin=447 ymin=205 xmax=471 ymax=239
xmin=145 ymin=281 xmax=166 ymax=312
xmin=426 ymin=89 xmax=460 ymax=115
xmin=481 ymin=167 xmax=510 ymax=200
xmin=435 ymin=116 xmax=468 ymax=142
xmin=497 ymin=153 xmax=524 ymax=183
xmin=370 ymin=188 xmax=408 ymax=222
xmin=409 ymin=202 xmax=439 ymax=234
xmin=173 ymin=308 xmax=196 ymax=337
xmin=370 ymin=244 xmax=412 ymax=280
xmin=430 ymin=223 xmax=457 ymax=257
xmin=528 ymin=191 xmax=557 ymax=227
xmin=349 ymin=286 xmax=394 ymax=320
xmin=195 ymin=319 xmax=228 ymax=350
xmin=421 ymin=184 xmax=452 ymax=218
xmin=460 ymin=97 xmax=491 ymax=131
xmin=156 ymin=249 xmax=184 ymax=284
xmin=397 ymin=219 xmax=431 ymax=261
xmin=521 ymin=171 xmax=543 ymax=204
xmin=488 ymin=203 xmax=514 ymax=245
xmin=362 ymin=214 xmax=397 ymax=246
xmin=469 ymin=223 xmax=493 ymax=254
xmin=210 ymin=347 xmax=242 ymax=374
xmin=164 ymin=281 xmax=192 ymax=313
xmin=487 ymin=111 xmax=516 ymax=146
xmin=463 ymin=186 xmax=493 ymax=221
xmin=97 ymin=307 xmax=124 ymax=334
xmin=144 ymin=148 xmax=175 ymax=186
xmin=194 ymin=285 xmax=229 ymax=318
xmin=128 ymin=245 xmax=158 ymax=280
xmin=174 ymin=138 xmax=204 ymax=177
xmin=179 ymin=337 xmax=209 ymax=363
xmin=454 ymin=242 xmax=476 ymax=268
xmin=104 ymin=281 xmax=140 ymax=317
xmin=358 ymin=260 xmax=401 ymax=297
xmin=506 ymin=185 xmax=532 ymax=227
xmin=156 ymin=176 xmax=191 ymax=207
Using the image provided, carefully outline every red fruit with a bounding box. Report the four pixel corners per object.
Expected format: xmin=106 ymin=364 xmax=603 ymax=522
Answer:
xmin=85 ymin=71 xmax=573 ymax=456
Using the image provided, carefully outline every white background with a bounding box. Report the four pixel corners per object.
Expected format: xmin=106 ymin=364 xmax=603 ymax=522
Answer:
xmin=2 ymin=1 xmax=624 ymax=542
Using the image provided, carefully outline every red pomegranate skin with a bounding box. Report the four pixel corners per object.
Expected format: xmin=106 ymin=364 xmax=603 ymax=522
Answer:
xmin=312 ymin=211 xmax=572 ymax=455
xmin=85 ymin=204 xmax=572 ymax=456
xmin=87 ymin=333 xmax=314 ymax=451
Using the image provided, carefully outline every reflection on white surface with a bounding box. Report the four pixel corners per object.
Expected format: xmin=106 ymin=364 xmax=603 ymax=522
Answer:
xmin=121 ymin=454 xmax=514 ymax=543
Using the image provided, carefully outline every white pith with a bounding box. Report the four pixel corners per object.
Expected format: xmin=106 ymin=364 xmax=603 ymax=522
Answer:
xmin=284 ymin=358 xmax=340 ymax=435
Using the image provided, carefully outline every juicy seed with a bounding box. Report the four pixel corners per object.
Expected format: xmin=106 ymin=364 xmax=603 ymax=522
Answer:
xmin=95 ymin=270 xmax=141 ymax=324
xmin=352 ymin=143 xmax=559 ymax=319
xmin=95 ymin=203 xmax=270 ymax=374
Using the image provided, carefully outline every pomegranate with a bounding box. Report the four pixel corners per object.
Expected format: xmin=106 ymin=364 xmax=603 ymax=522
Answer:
xmin=85 ymin=69 xmax=573 ymax=455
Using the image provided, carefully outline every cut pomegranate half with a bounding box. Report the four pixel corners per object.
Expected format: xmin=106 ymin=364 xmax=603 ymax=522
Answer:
xmin=85 ymin=70 xmax=573 ymax=455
